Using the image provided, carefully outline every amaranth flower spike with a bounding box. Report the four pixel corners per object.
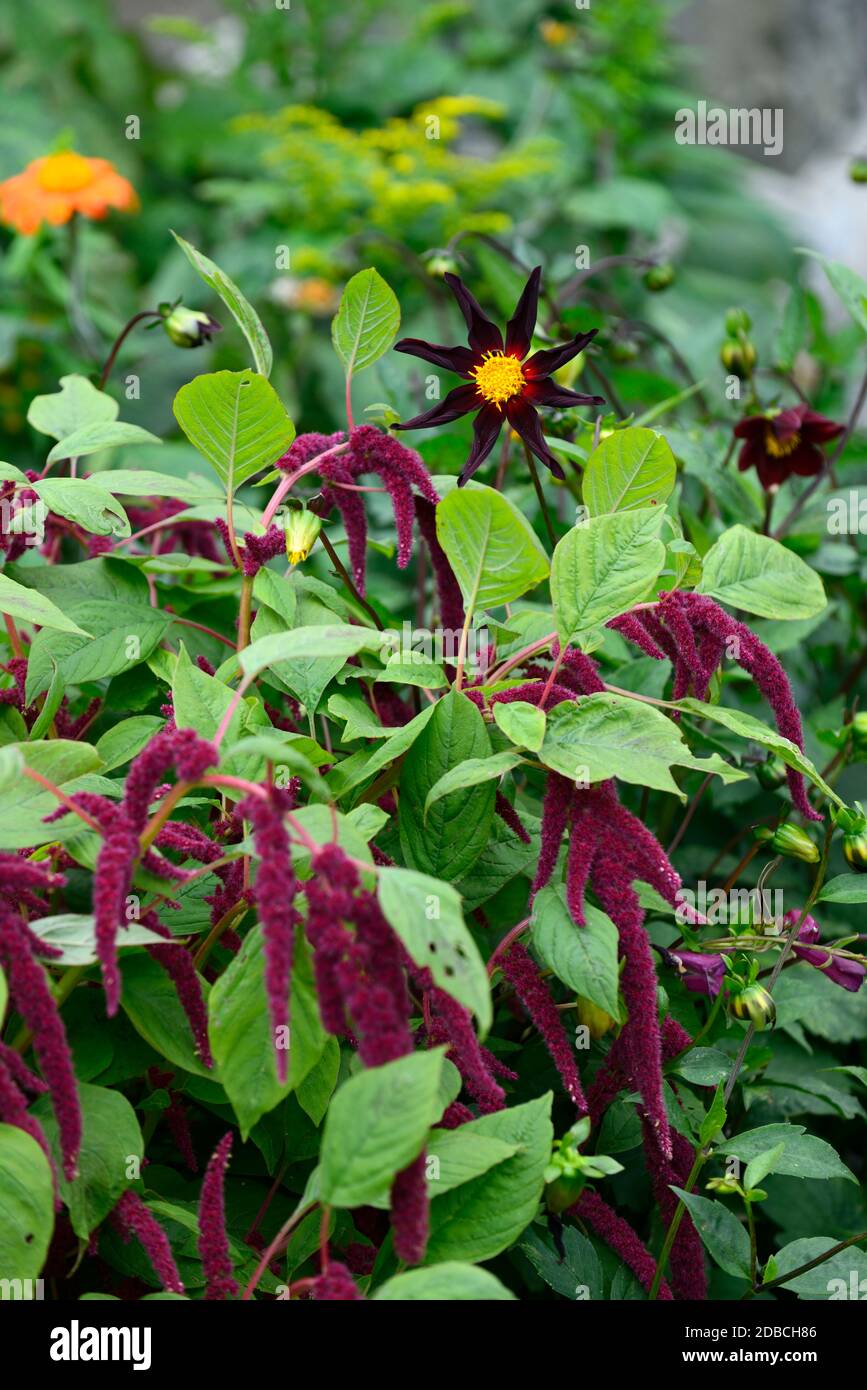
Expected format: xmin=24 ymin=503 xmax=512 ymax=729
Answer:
xmin=394 ymin=267 xmax=604 ymax=485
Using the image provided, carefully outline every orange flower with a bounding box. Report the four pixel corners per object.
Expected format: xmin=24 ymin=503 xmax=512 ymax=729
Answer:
xmin=0 ymin=151 xmax=138 ymax=236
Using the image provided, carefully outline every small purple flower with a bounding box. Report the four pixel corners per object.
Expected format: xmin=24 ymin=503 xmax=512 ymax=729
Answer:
xmin=239 ymin=786 xmax=300 ymax=1084
xmin=198 ymin=1131 xmax=239 ymax=1300
xmin=109 ymin=1189 xmax=185 ymax=1294
xmin=0 ymin=909 xmax=81 ymax=1180
xmin=669 ymin=949 xmax=727 ymax=997
xmin=499 ymin=940 xmax=587 ymax=1112
xmin=312 ymin=1261 xmax=364 ymax=1300
xmin=390 ymin=1152 xmax=429 ymax=1265
xmin=571 ymin=1189 xmax=673 ymax=1300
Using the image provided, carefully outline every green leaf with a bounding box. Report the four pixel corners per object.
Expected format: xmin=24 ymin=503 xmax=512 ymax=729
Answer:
xmin=25 ymin=599 xmax=171 ymax=702
xmin=673 ymin=698 xmax=843 ymax=807
xmin=326 ymin=704 xmax=436 ymax=798
xmin=744 ymin=1142 xmax=788 ymax=1193
xmin=95 ymin=716 xmax=164 ymax=772
xmin=671 ymin=1188 xmax=751 ymax=1279
xmin=435 ymin=485 xmax=549 ymax=610
xmin=425 ymin=1095 xmax=553 ymax=1264
xmin=771 ymin=1237 xmax=867 ymax=1298
xmin=47 ymin=421 xmax=161 ymax=465
xmin=120 ymin=953 xmax=213 ymax=1079
xmin=319 ymin=1049 xmax=446 ymax=1207
xmin=378 ymin=866 xmax=492 ymax=1032
xmin=0 ymin=740 xmax=103 ymax=850
xmin=818 ymin=874 xmax=867 ymax=904
xmin=718 ymin=1125 xmax=856 ymax=1184
xmin=0 ymin=1125 xmax=54 ymax=1283
xmin=208 ymin=928 xmax=327 ymax=1138
xmin=173 ymin=369 xmax=295 ymax=489
xmin=539 ymin=692 xmax=745 ymax=798
xmin=27 ymin=374 xmax=117 ymax=440
xmin=373 ymin=1264 xmax=516 ymax=1301
xmin=425 ymin=1130 xmax=519 ymax=1197
xmin=699 ymin=1082 xmax=727 ymax=1146
xmin=25 ymin=912 xmax=169 ymax=966
xmin=172 ymin=230 xmax=273 ymax=376
xmin=669 ymin=1048 xmax=731 ymax=1086
xmin=33 ymin=478 xmax=131 ymax=536
xmin=531 ymin=885 xmax=620 ymax=1018
xmin=423 ymin=749 xmax=524 ymax=821
xmin=296 ymin=1037 xmax=341 ymax=1127
xmin=399 ymin=689 xmax=495 ymax=881
xmin=551 ymin=509 xmax=666 ymax=649
xmin=87 ymin=469 xmax=214 ymax=502
xmin=799 ymin=249 xmax=867 ymax=335
xmin=239 ymin=622 xmax=384 ymax=682
xmin=27 ymin=660 xmax=65 ymax=742
xmin=33 ymin=1084 xmax=143 ymax=1239
xmin=0 ymin=571 xmax=90 ymax=637
xmin=492 ymin=700 xmax=546 ymax=752
xmin=583 ymin=426 xmax=677 ymax=516
xmin=520 ymin=1225 xmax=605 ymax=1300
xmin=331 ymin=268 xmax=400 ymax=375
xmin=697 ymin=526 xmax=826 ymax=620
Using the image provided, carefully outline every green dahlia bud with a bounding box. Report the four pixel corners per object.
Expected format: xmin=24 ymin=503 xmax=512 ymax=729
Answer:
xmin=609 ymin=337 xmax=639 ymax=363
xmin=728 ymin=984 xmax=776 ymax=1030
xmin=425 ymin=253 xmax=459 ymax=278
xmin=754 ymin=822 xmax=820 ymax=864
xmin=755 ymin=755 xmax=788 ymax=790
xmin=850 ymin=712 xmax=867 ymax=761
xmin=720 ymin=337 xmax=757 ymax=374
xmin=162 ymin=304 xmax=222 ymax=348
xmin=284 ymin=507 xmax=322 ymax=565
xmin=545 ymin=1172 xmax=586 ymax=1215
xmin=842 ymin=831 xmax=867 ymax=874
xmin=643 ymin=263 xmax=675 ymax=292
xmin=725 ymin=307 xmax=752 ymax=335
xmin=849 ymin=159 xmax=867 ymax=184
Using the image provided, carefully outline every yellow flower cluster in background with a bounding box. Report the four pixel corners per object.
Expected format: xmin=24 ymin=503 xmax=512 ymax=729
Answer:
xmin=234 ymin=96 xmax=555 ymax=249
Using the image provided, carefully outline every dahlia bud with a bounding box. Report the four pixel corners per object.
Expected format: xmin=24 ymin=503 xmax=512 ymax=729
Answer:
xmin=843 ymin=831 xmax=867 ymax=874
xmin=609 ymin=337 xmax=639 ymax=363
xmin=575 ymin=995 xmax=615 ymax=1039
xmin=849 ymin=159 xmax=867 ymax=184
xmin=754 ymin=822 xmax=820 ymax=864
xmin=850 ymin=712 xmax=867 ymax=762
xmin=284 ymin=506 xmax=322 ymax=565
xmin=755 ymin=755 xmax=788 ymax=790
xmin=424 ymin=253 xmax=459 ymax=279
xmin=720 ymin=338 xmax=757 ymax=374
xmin=725 ymin=307 xmax=752 ymax=335
xmin=728 ymin=984 xmax=776 ymax=1030
xmin=161 ymin=303 xmax=222 ymax=348
xmin=644 ymin=263 xmax=675 ymax=292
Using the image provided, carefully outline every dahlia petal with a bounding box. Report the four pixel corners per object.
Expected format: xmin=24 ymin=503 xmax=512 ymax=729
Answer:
xmin=393 ymin=338 xmax=475 ymax=376
xmin=443 ymin=273 xmax=504 ymax=354
xmin=396 ymin=382 xmax=480 ymax=432
xmin=504 ymin=265 xmax=541 ymax=358
xmin=523 ymin=329 xmax=598 ymax=379
xmin=505 ymin=395 xmax=566 ymax=479
xmin=458 ymin=403 xmax=505 ymax=486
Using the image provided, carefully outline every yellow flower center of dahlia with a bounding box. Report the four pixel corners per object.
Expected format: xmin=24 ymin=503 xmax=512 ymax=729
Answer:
xmin=764 ymin=426 xmax=800 ymax=458
xmin=471 ymin=351 xmax=525 ymax=408
xmin=37 ymin=153 xmax=94 ymax=193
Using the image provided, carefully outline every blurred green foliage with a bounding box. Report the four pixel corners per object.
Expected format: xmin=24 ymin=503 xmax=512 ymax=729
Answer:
xmin=0 ymin=0 xmax=848 ymax=458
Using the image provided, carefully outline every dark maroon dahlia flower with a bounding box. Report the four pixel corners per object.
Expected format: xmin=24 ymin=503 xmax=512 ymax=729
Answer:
xmin=734 ymin=404 xmax=843 ymax=490
xmin=394 ymin=266 xmax=604 ymax=485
